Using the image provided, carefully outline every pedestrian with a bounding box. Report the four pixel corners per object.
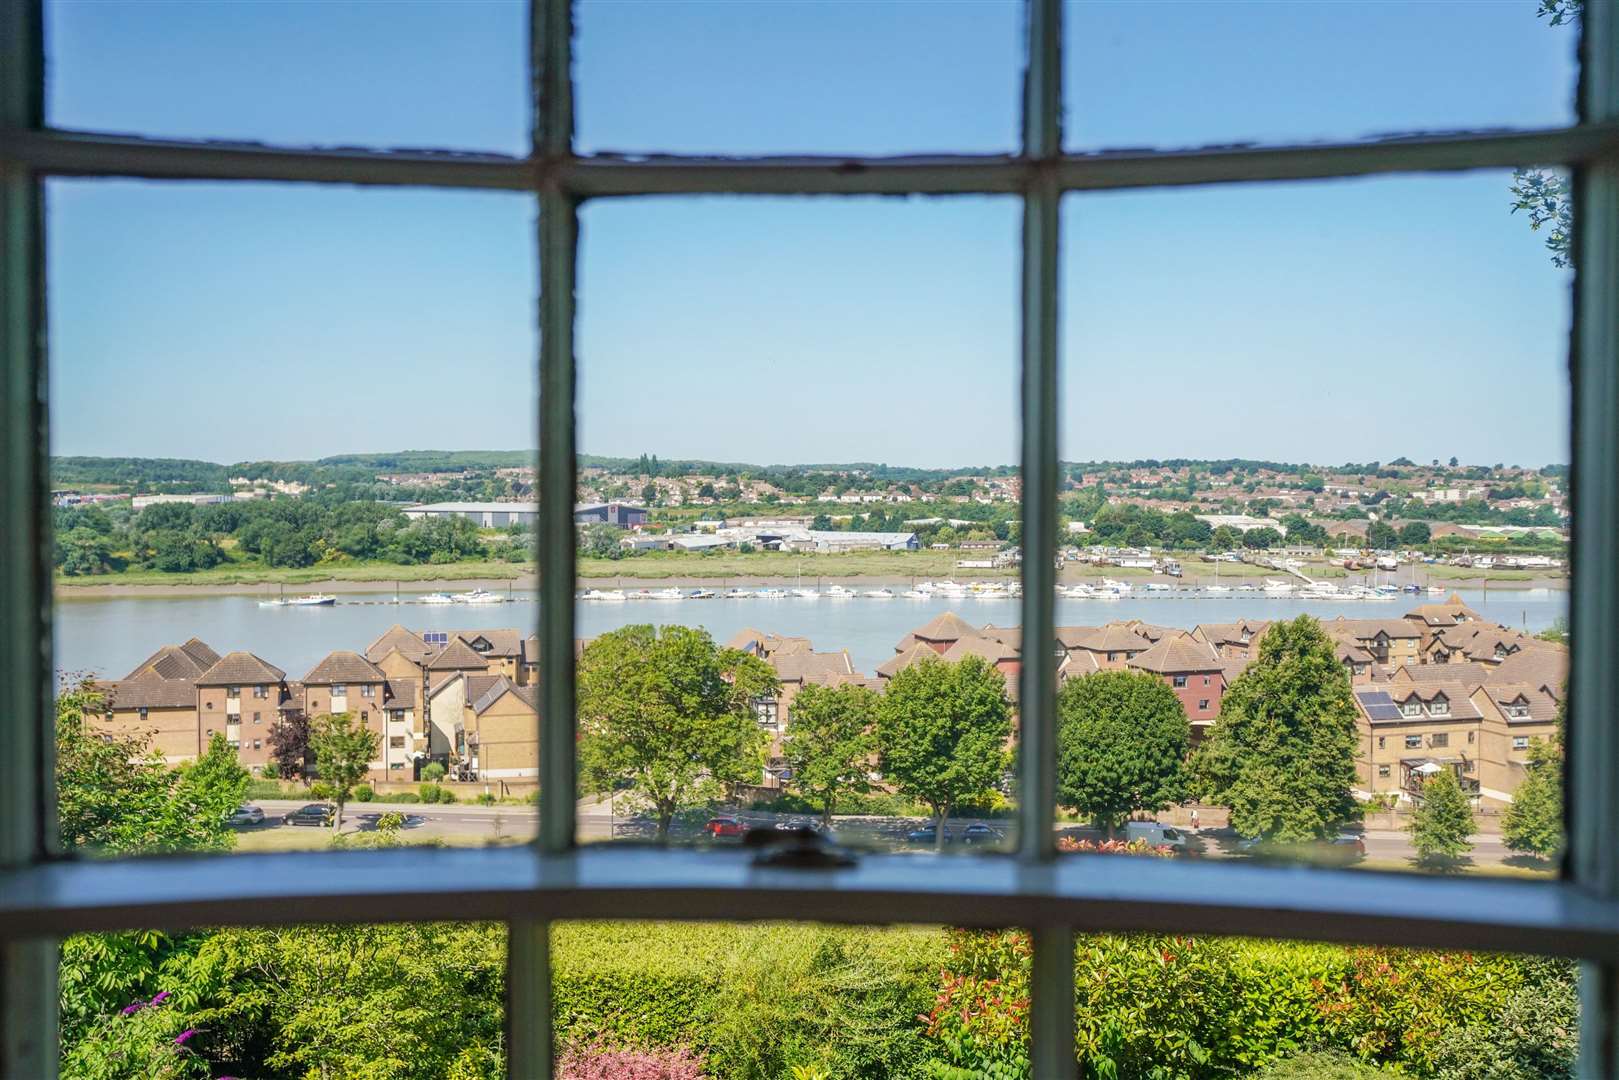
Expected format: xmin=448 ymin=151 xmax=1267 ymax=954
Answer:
xmin=1189 ymin=808 xmax=1200 ymax=832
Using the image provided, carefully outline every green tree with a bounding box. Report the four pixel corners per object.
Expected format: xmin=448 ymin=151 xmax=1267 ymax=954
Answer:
xmin=1193 ymin=617 xmax=1361 ymax=842
xmin=1367 ymin=520 xmax=1399 ymax=549
xmin=577 ymin=624 xmax=778 ymax=841
xmin=310 ymin=711 xmax=379 ymax=832
xmin=1398 ymin=521 xmax=1432 ymax=546
xmin=1408 ymin=769 xmax=1476 ymax=868
xmin=1503 ymin=698 xmax=1566 ymax=859
xmin=1242 ymin=526 xmax=1282 ymax=550
xmin=875 ymin=656 xmax=1012 ymax=851
xmin=780 ymin=682 xmax=879 ymax=826
xmin=1055 ymin=670 xmax=1189 ymax=836
xmin=1210 ymin=525 xmax=1239 ymax=551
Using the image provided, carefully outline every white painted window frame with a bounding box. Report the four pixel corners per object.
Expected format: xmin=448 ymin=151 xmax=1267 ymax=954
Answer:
xmin=2 ymin=1 xmax=1618 ymax=1076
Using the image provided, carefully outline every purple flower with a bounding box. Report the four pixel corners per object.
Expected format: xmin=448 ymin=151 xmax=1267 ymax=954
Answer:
xmin=148 ymin=990 xmax=171 ymax=1007
xmin=120 ymin=1002 xmax=143 ymax=1016
xmin=173 ymin=1029 xmax=196 ymax=1046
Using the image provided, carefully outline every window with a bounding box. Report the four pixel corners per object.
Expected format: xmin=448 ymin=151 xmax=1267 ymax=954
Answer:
xmin=226 ymin=686 xmax=239 ymax=698
xmin=254 ymin=685 xmax=267 ymax=699
xmin=331 ymin=684 xmax=346 ymax=696
xmin=1468 ymin=731 xmax=1475 ymax=744
xmin=1377 ymin=736 xmax=1385 ymax=750
xmin=1401 ymin=702 xmax=1422 ymax=718
xmin=1172 ymin=674 xmax=1188 ymax=688
xmin=1515 ymin=736 xmax=1531 ymax=751
xmin=1203 ymin=675 xmax=1211 ymax=686
xmin=754 ymin=697 xmax=779 ymax=729
xmin=1431 ymin=733 xmax=1449 ymax=749
xmin=252 ymin=739 xmax=261 ymax=750
xmin=362 ymin=684 xmax=376 ymax=698
xmin=390 ymin=736 xmax=406 ymax=749
xmin=1405 ymin=735 xmax=1423 ymax=750
xmin=1430 ymin=699 xmax=1450 ymax=716
xmin=1198 ymin=699 xmax=1210 ymax=711
xmin=6 ymin=4 xmax=1617 ymax=1078
xmin=1378 ymin=765 xmax=1391 ymax=778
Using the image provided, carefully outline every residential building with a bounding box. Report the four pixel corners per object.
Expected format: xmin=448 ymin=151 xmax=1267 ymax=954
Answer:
xmin=1353 ymin=683 xmax=1485 ymax=803
xmin=301 ymin=651 xmax=394 ymax=779
xmin=1125 ymin=632 xmax=1227 ymax=732
xmin=464 ymin=677 xmax=540 ymax=782
xmin=195 ymin=650 xmax=287 ymax=773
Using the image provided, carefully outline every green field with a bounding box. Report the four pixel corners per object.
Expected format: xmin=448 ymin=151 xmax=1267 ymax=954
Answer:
xmin=55 ymin=558 xmax=527 ymax=589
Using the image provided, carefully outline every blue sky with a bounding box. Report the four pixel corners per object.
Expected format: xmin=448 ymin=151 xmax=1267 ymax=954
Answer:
xmin=46 ymin=1 xmax=1576 ymax=468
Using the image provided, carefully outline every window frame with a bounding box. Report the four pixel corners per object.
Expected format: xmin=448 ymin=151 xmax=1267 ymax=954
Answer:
xmin=2 ymin=1 xmax=1618 ymax=1077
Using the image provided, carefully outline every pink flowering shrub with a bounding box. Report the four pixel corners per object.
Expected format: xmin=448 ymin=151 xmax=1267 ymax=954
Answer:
xmin=555 ymin=1041 xmax=708 ymax=1080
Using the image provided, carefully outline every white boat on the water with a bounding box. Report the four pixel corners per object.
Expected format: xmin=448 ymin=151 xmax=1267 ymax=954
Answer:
xmin=1428 ymin=586 xmax=1446 ymax=596
xmin=1236 ymin=584 xmax=1259 ymax=593
xmin=900 ymin=588 xmax=929 ymax=599
xmin=419 ymin=592 xmax=455 ymax=605
xmin=650 ymin=587 xmax=686 ymax=601
xmin=791 ymin=587 xmax=822 ymax=599
xmin=1205 ymin=584 xmax=1231 ymax=594
xmin=723 ymin=588 xmax=754 ymax=599
xmin=757 ymin=587 xmax=789 ymax=599
xmin=688 ymin=588 xmax=716 ymax=599
xmin=457 ymin=589 xmax=505 ymax=604
xmin=286 ymin=594 xmax=336 ymax=607
xmin=1144 ymin=582 xmax=1171 ymax=593
xmin=826 ymin=585 xmax=859 ymax=598
xmin=935 ymin=581 xmax=971 ymax=598
xmin=1263 ymin=579 xmax=1294 ymax=595
xmin=864 ymin=588 xmax=896 ymax=599
xmin=1101 ymin=578 xmax=1133 ymax=595
xmin=257 ymin=598 xmax=287 ymax=608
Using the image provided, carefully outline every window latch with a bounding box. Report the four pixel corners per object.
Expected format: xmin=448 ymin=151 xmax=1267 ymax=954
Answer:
xmin=744 ymin=825 xmax=857 ymax=868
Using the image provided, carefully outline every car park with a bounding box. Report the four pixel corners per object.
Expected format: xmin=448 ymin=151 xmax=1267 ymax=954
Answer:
xmin=284 ymin=803 xmax=335 ymax=827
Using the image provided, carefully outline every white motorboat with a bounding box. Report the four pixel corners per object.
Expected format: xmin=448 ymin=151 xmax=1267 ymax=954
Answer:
xmin=650 ymin=587 xmax=686 ymax=601
xmin=627 ymin=588 xmax=656 ymax=601
xmin=1101 ymin=578 xmax=1133 ymax=594
xmin=864 ymin=588 xmax=896 ymax=598
xmin=900 ymin=589 xmax=929 ymax=599
xmin=934 ymin=580 xmax=971 ymax=598
xmin=973 ymin=585 xmax=1009 ymax=599
xmin=457 ymin=588 xmax=505 ymax=604
xmin=286 ymin=594 xmax=336 ymax=607
xmin=595 ymin=589 xmax=627 ymax=602
xmin=723 ymin=588 xmax=754 ymax=599
xmin=826 ymin=585 xmax=859 ymax=598
xmin=257 ymin=599 xmax=287 ymax=608
xmin=757 ymin=587 xmax=789 ymax=599
xmin=1144 ymin=582 xmax=1171 ymax=593
xmin=1262 ymin=579 xmax=1294 ymax=595
xmin=791 ymin=587 xmax=822 ymax=599
xmin=419 ymin=592 xmax=455 ymax=605
xmin=1236 ymin=584 xmax=1259 ymax=593
xmin=687 ymin=588 xmax=716 ymax=599
xmin=1205 ymin=584 xmax=1231 ymax=594
xmin=1427 ymin=586 xmax=1446 ymax=596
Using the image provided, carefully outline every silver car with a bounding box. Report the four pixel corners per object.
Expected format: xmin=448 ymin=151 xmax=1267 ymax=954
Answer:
xmin=226 ymin=804 xmax=265 ymax=827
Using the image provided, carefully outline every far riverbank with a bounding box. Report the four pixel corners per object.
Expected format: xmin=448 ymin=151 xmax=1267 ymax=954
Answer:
xmin=54 ymin=564 xmax=1569 ymax=601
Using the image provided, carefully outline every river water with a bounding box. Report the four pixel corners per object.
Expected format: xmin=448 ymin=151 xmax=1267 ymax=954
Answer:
xmin=54 ymin=587 xmax=1567 ymax=683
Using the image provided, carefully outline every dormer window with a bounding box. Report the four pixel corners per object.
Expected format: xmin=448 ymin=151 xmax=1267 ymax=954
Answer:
xmin=1401 ymin=701 xmax=1422 ymax=718
xmin=1429 ymin=697 xmax=1449 ymax=716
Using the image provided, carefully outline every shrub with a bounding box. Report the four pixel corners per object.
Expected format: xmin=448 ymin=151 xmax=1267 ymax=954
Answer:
xmin=309 ymin=781 xmax=334 ymax=799
xmin=474 ymin=792 xmax=498 ymax=805
xmin=555 ymin=1041 xmax=708 ymax=1080
xmin=419 ymin=783 xmax=456 ymax=804
xmin=352 ymin=784 xmax=374 ymax=803
xmin=1430 ymin=960 xmax=1578 ymax=1079
xmin=259 ymin=762 xmax=279 ymax=780
xmin=1253 ymin=1051 xmax=1399 ymax=1078
xmin=422 ymin=762 xmax=447 ymax=783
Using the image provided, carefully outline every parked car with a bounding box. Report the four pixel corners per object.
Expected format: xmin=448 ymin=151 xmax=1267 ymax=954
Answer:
xmin=704 ymin=816 xmax=747 ymax=839
xmin=284 ymin=803 xmax=335 ymax=827
xmin=226 ymin=804 xmax=265 ymax=827
xmin=1124 ymin=821 xmax=1189 ymax=851
xmin=959 ymin=823 xmax=1005 ymax=846
xmin=905 ymin=824 xmax=954 ymax=846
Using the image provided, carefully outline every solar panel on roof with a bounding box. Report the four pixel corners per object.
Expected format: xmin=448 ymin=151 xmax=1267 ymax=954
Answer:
xmin=1357 ymin=690 xmax=1402 ymax=722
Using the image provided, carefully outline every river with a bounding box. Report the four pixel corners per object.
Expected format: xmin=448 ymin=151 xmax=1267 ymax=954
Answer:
xmin=54 ymin=587 xmax=1567 ymax=682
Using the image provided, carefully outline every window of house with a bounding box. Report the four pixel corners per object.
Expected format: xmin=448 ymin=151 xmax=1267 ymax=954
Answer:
xmin=1378 ymin=765 xmax=1391 ymax=778
xmin=1431 ymin=699 xmax=1450 ymax=716
xmin=362 ymin=685 xmax=376 ymax=698
xmin=1431 ymin=733 xmax=1449 ymax=749
xmin=7 ymin=4 xmax=1614 ymax=1077
xmin=331 ymin=684 xmax=346 ymax=696
xmin=391 ymin=736 xmax=406 ymax=749
xmin=1468 ymin=731 xmax=1474 ymax=744
xmin=1377 ymin=736 xmax=1385 ymax=750
xmin=1172 ymin=675 xmax=1188 ymax=688
xmin=1515 ymin=736 xmax=1531 ymax=751
xmin=254 ymin=685 xmax=268 ymax=698
xmin=1401 ymin=702 xmax=1422 ymax=718
xmin=1198 ymin=699 xmax=1210 ymax=710
xmin=226 ymin=686 xmax=239 ymax=698
xmin=252 ymin=739 xmax=261 ymax=750
xmin=1405 ymin=735 xmax=1423 ymax=750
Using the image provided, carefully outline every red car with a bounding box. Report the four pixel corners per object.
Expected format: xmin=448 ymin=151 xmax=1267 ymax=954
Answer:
xmin=704 ymin=816 xmax=747 ymax=838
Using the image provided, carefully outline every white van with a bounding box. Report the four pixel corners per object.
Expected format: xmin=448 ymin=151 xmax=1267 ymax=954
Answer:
xmin=1125 ymin=821 xmax=1188 ymax=851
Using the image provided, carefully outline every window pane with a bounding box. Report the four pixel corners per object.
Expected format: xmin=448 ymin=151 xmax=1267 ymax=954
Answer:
xmin=1057 ymin=172 xmax=1570 ymax=875
xmin=48 ymin=180 xmax=540 ymax=857
xmin=46 ymin=0 xmax=528 ymax=154
xmin=59 ymin=922 xmax=506 ymax=1076
xmin=576 ymin=0 xmax=1021 ymax=155
xmin=575 ymin=196 xmax=1021 ymax=855
xmin=1065 ymin=1 xmax=1580 ymax=151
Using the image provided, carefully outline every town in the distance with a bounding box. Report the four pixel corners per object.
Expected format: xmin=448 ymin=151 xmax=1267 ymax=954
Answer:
xmin=61 ymin=450 xmax=1569 ymax=865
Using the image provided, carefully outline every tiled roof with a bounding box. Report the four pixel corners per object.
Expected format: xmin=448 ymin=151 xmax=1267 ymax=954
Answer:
xmin=877 ymin=642 xmax=940 ymax=679
xmin=1392 ymin=662 xmax=1494 ymax=690
xmin=1481 ymin=683 xmax=1560 ymax=724
xmin=180 ymin=637 xmax=222 ymax=670
xmin=1389 ymin=682 xmax=1484 ymax=721
xmin=942 ymin=636 xmax=1018 ymax=664
xmin=1126 ymin=632 xmax=1223 ymax=675
xmin=365 ymin=624 xmax=432 ymax=663
xmin=302 ymin=651 xmax=385 ymax=685
xmin=125 ymin=640 xmax=220 ymax=682
xmin=104 ymin=674 xmax=197 ymax=710
xmin=1069 ymin=623 xmax=1153 ymax=654
xmin=1327 ymin=617 xmax=1422 ymax=641
xmin=464 ymin=673 xmax=504 ymax=707
xmin=978 ymin=625 xmax=1023 ymax=651
xmin=1193 ymin=620 xmax=1271 ymax=648
xmin=383 ymin=679 xmax=418 ymax=709
xmin=726 ymin=628 xmax=768 ymax=652
xmin=196 ymin=651 xmax=286 ymax=686
xmin=909 ymin=611 xmax=980 ymax=643
xmin=278 ymin=682 xmax=305 ymax=712
xmin=771 ymin=650 xmax=854 ymax=682
xmin=425 ymin=636 xmax=492 ymax=671
xmin=1058 ymin=650 xmax=1101 ymax=681
xmin=1490 ymin=646 xmax=1568 ymax=694
xmin=443 ymin=629 xmax=524 ymax=658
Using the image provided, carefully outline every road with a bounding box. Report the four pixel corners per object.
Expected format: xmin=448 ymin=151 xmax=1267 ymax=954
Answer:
xmin=245 ymin=799 xmax=1539 ymax=872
